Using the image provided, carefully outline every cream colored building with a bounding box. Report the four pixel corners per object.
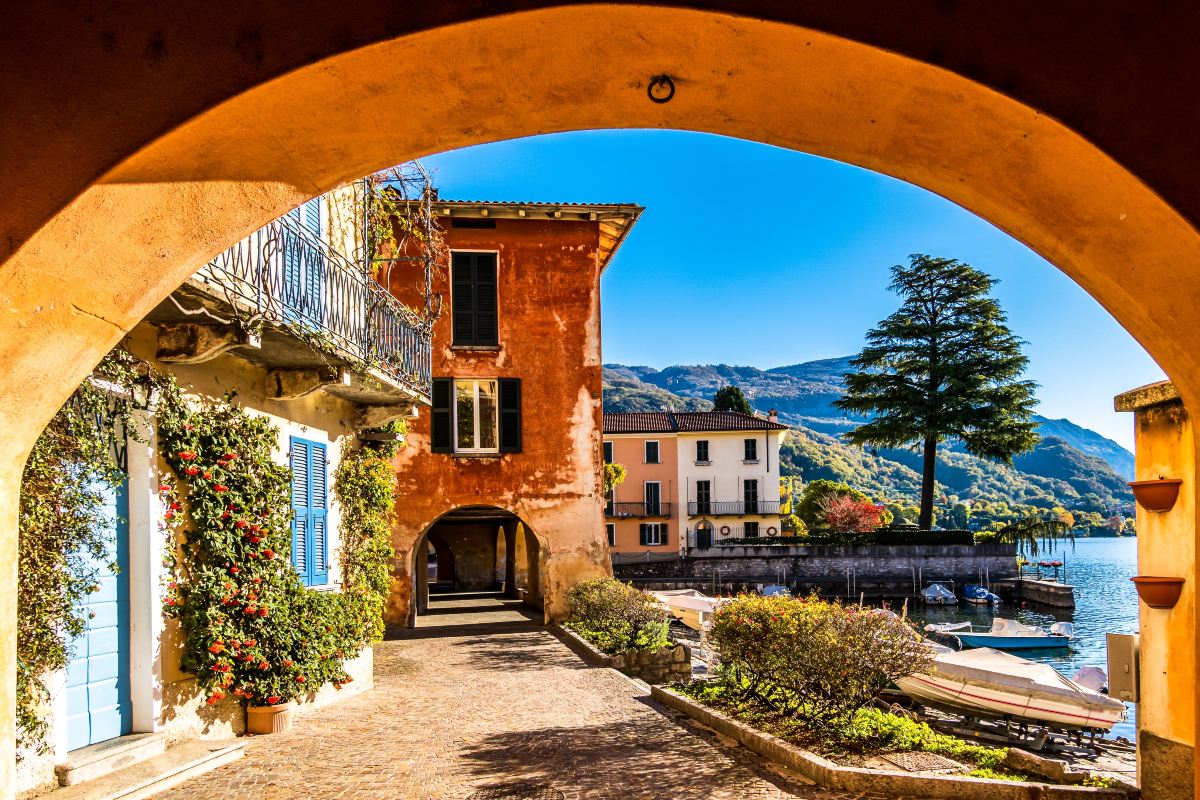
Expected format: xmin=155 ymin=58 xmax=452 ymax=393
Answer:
xmin=15 ymin=193 xmax=430 ymax=795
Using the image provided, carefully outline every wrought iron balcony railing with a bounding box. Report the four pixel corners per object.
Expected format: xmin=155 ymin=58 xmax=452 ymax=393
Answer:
xmin=605 ymin=502 xmax=673 ymax=518
xmin=197 ymin=214 xmax=432 ymax=399
xmin=687 ymin=500 xmax=782 ymax=516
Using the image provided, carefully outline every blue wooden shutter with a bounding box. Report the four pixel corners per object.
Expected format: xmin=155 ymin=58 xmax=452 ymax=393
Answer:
xmin=309 ymin=442 xmax=329 ymax=585
xmin=290 ymin=438 xmax=310 ymax=584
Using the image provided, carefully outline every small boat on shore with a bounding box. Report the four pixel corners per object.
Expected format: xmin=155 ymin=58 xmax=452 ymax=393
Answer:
xmin=650 ymin=589 xmax=721 ymax=632
xmin=963 ymin=584 xmax=1001 ymax=605
xmin=897 ymin=647 xmax=1126 ymax=732
xmin=921 ymin=583 xmax=957 ymax=605
xmin=925 ymin=618 xmax=1073 ymax=650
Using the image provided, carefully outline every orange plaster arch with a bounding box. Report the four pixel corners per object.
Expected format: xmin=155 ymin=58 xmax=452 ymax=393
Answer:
xmin=3 ymin=4 xmax=1200 ymax=794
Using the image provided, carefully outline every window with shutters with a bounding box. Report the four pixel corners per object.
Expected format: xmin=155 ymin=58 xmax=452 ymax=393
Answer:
xmin=606 ymin=523 xmax=616 ymax=547
xmin=695 ymin=480 xmax=711 ymax=515
xmin=744 ymin=479 xmax=759 ymax=515
xmin=744 ymin=521 xmax=760 ymax=538
xmin=695 ymin=440 xmax=709 ymax=464
xmin=289 ymin=436 xmax=329 ymax=587
xmin=639 ymin=523 xmax=668 ymax=546
xmin=744 ymin=438 xmax=759 ymax=462
xmin=644 ymin=481 xmax=661 ymax=516
xmin=603 ymin=441 xmax=613 ymax=464
xmin=451 ymin=251 xmax=499 ymax=347
xmin=431 ymin=377 xmax=521 ymax=454
xmin=644 ymin=440 xmax=660 ymax=464
xmin=282 ymin=198 xmax=325 ymax=328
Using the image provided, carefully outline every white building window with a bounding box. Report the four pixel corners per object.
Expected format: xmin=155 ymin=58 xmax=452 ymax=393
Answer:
xmin=454 ymin=378 xmax=499 ymax=452
xmin=639 ymin=523 xmax=668 ymax=546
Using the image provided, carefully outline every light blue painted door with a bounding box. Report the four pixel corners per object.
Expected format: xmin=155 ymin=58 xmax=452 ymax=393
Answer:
xmin=65 ymin=481 xmax=132 ymax=750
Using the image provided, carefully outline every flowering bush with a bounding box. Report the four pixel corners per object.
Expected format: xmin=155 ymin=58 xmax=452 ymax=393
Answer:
xmin=565 ymin=578 xmax=669 ymax=654
xmin=159 ymin=396 xmax=365 ymax=707
xmin=708 ymin=594 xmax=932 ymax=728
xmin=820 ymin=495 xmax=886 ymax=533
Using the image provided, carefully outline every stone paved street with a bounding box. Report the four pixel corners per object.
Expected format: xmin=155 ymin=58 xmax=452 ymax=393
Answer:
xmin=160 ymin=594 xmax=921 ymax=799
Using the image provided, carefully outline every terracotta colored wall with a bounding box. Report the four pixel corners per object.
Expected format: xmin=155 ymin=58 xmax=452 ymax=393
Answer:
xmin=1128 ymin=395 xmax=1197 ymax=799
xmin=606 ymin=434 xmax=681 ymax=553
xmin=387 ymin=218 xmax=609 ymax=624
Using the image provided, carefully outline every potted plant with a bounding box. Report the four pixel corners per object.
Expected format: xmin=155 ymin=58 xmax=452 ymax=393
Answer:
xmin=1131 ymin=576 xmax=1186 ymax=609
xmin=1128 ymin=477 xmax=1184 ymax=512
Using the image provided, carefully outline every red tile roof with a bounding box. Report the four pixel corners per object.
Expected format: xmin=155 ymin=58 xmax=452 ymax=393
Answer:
xmin=603 ymin=411 xmax=788 ymax=434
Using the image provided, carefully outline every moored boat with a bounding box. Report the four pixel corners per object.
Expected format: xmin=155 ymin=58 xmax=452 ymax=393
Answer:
xmin=896 ymin=647 xmax=1126 ymax=732
xmin=650 ymin=589 xmax=721 ymax=632
xmin=963 ymin=583 xmax=1001 ymax=605
xmin=925 ymin=617 xmax=1073 ymax=650
xmin=921 ymin=583 xmax=957 ymax=605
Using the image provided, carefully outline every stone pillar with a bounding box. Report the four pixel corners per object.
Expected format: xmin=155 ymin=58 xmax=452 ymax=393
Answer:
xmin=522 ymin=499 xmax=612 ymax=622
xmin=501 ymin=521 xmax=519 ymax=598
xmin=1116 ymin=381 xmax=1196 ymax=800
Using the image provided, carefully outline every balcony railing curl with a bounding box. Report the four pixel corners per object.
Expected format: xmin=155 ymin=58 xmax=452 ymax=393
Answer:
xmin=199 ymin=214 xmax=432 ymax=398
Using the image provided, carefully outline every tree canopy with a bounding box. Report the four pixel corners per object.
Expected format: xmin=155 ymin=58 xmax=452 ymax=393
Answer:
xmin=834 ymin=254 xmax=1039 ymax=529
xmin=712 ymin=384 xmax=753 ymax=415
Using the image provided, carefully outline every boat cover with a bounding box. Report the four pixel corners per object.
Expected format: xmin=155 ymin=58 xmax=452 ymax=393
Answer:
xmin=929 ymin=648 xmax=1125 ymax=715
xmin=990 ymin=618 xmax=1045 ymax=636
xmin=650 ymin=591 xmax=721 ymax=614
xmin=922 ymin=584 xmax=956 ymax=602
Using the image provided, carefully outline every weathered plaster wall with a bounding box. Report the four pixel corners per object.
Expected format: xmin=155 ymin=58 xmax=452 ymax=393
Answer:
xmin=1126 ymin=394 xmax=1196 ymax=799
xmin=388 ymin=218 xmax=610 ymax=624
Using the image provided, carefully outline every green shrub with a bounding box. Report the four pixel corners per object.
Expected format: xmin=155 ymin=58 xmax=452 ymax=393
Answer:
xmin=565 ymin=578 xmax=669 ymax=654
xmin=709 ymin=595 xmax=933 ymax=729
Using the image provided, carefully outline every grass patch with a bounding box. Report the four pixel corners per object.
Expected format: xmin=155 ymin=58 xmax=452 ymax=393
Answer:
xmin=674 ymin=679 xmax=1029 ymax=781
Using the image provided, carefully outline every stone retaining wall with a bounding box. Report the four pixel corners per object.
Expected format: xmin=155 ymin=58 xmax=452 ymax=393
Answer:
xmin=614 ymin=543 xmax=1016 ymax=591
xmin=555 ymin=625 xmax=692 ymax=684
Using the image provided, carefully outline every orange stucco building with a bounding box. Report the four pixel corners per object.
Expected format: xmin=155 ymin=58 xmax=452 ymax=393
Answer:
xmin=384 ymin=200 xmax=642 ymax=625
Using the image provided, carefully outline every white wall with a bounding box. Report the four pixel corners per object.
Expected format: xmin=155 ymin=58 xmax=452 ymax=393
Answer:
xmin=678 ymin=430 xmax=784 ymax=542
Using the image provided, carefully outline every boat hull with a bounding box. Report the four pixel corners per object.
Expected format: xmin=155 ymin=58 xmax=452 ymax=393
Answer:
xmin=956 ymin=633 xmax=1070 ymax=650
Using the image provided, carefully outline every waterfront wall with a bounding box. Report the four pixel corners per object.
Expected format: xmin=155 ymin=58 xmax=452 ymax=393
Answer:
xmin=612 ymin=543 xmax=1017 ymax=593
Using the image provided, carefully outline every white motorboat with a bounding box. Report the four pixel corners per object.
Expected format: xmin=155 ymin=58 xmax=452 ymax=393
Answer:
xmin=896 ymin=647 xmax=1127 ymax=731
xmin=650 ymin=589 xmax=722 ymax=632
xmin=925 ymin=618 xmax=1074 ymax=650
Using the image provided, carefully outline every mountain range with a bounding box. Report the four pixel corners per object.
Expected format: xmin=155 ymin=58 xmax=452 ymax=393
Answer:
xmin=602 ymin=357 xmax=1135 ymax=516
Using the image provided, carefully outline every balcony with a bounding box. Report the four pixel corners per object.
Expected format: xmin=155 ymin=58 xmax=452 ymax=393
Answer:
xmin=144 ymin=213 xmax=432 ymax=425
xmin=605 ymin=502 xmax=673 ymax=519
xmin=687 ymin=500 xmax=782 ymax=516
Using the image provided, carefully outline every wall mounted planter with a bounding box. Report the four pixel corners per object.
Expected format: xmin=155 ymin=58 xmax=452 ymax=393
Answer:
xmin=246 ymin=702 xmax=295 ymax=734
xmin=1131 ymin=576 xmax=1185 ymax=609
xmin=1128 ymin=478 xmax=1183 ymax=512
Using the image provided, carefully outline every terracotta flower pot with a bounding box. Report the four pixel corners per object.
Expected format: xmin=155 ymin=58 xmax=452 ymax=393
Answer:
xmin=1128 ymin=478 xmax=1183 ymax=512
xmin=246 ymin=701 xmax=295 ymax=734
xmin=1131 ymin=576 xmax=1185 ymax=609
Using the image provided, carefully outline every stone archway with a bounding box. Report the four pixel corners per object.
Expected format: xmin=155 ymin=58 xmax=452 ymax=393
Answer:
xmin=4 ymin=4 xmax=1200 ymax=794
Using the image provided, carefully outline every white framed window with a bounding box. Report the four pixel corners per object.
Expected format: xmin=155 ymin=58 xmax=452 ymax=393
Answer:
xmin=454 ymin=378 xmax=499 ymax=452
xmin=639 ymin=523 xmax=668 ymax=546
xmin=606 ymin=523 xmax=616 ymax=547
xmin=645 ymin=440 xmax=660 ymax=464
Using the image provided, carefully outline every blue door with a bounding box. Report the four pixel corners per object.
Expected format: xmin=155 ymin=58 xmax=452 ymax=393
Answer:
xmin=65 ymin=481 xmax=132 ymax=750
xmin=282 ymin=199 xmax=325 ymax=328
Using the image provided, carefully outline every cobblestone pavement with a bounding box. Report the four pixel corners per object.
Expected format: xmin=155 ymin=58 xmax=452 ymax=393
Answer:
xmin=160 ymin=594 xmax=922 ymax=800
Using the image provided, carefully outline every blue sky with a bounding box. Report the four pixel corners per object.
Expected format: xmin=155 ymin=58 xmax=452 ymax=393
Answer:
xmin=421 ymin=130 xmax=1165 ymax=450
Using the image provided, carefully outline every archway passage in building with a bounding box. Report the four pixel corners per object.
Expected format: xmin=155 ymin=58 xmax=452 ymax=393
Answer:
xmin=409 ymin=506 xmax=545 ymax=635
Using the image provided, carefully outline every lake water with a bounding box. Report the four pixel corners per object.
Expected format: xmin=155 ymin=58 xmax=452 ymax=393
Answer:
xmin=913 ymin=536 xmax=1140 ymax=741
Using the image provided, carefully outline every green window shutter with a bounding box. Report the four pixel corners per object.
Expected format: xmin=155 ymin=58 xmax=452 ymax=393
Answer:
xmin=499 ymin=378 xmax=522 ymax=452
xmin=431 ymin=378 xmax=453 ymax=453
xmin=661 ymin=523 xmax=668 ymax=545
xmin=639 ymin=524 xmax=648 ymax=546
xmin=451 ymin=253 xmax=476 ymax=345
xmin=450 ymin=252 xmax=499 ymax=346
